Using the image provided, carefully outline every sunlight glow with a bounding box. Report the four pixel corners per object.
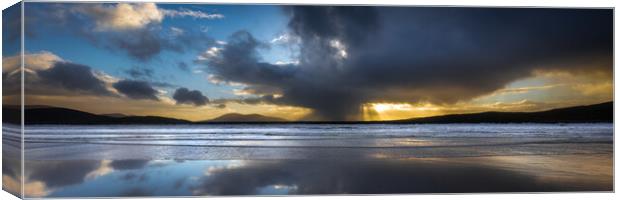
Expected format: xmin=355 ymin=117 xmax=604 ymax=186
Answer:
xmin=362 ymin=103 xmax=444 ymax=121
xmin=371 ymin=103 xmax=414 ymax=113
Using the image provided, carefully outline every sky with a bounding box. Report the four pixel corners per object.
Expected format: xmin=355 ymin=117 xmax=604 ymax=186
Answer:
xmin=2 ymin=3 xmax=613 ymax=121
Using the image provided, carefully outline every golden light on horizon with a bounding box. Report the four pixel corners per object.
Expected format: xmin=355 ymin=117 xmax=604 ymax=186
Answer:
xmin=14 ymin=66 xmax=612 ymax=122
xmin=22 ymin=94 xmax=312 ymax=122
xmin=363 ymin=102 xmax=444 ymax=121
xmin=371 ymin=103 xmax=414 ymax=113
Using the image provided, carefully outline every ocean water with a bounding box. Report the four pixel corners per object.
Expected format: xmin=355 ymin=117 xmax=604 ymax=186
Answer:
xmin=2 ymin=123 xmax=612 ymax=160
xmin=2 ymin=123 xmax=614 ymax=197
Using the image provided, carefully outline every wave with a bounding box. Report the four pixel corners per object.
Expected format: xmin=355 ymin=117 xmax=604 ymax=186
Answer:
xmin=23 ymin=137 xmax=611 ymax=149
xmin=7 ymin=124 xmax=613 ymax=154
xmin=12 ymin=123 xmax=613 ymax=136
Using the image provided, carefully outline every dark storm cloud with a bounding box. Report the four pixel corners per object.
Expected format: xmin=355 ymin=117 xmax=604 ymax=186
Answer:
xmin=173 ymin=87 xmax=209 ymax=106
xmin=200 ymin=31 xmax=296 ymax=86
xmin=37 ymin=62 xmax=111 ymax=95
xmin=203 ymin=6 xmax=612 ymax=120
xmin=113 ymin=80 xmax=159 ymax=100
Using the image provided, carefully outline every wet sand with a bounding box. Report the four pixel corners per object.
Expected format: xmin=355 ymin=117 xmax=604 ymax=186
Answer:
xmin=2 ymin=123 xmax=613 ymax=197
xmin=2 ymin=153 xmax=611 ymax=197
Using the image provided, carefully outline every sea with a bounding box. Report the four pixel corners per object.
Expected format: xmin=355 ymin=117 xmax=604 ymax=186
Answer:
xmin=1 ymin=123 xmax=614 ymax=197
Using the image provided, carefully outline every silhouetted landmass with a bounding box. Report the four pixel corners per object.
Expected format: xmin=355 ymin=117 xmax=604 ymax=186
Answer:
xmin=2 ymin=105 xmax=21 ymax=124
xmin=3 ymin=106 xmax=189 ymax=125
xmin=1 ymin=101 xmax=612 ymax=124
xmin=101 ymin=113 xmax=129 ymax=118
xmin=204 ymin=113 xmax=287 ymax=123
xmin=398 ymin=101 xmax=613 ymax=123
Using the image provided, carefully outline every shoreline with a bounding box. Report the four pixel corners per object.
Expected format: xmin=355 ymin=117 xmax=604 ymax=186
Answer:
xmin=5 ymin=153 xmax=612 ymax=197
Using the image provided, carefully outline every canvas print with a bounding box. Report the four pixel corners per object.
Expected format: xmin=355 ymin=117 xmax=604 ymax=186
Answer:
xmin=2 ymin=1 xmax=613 ymax=198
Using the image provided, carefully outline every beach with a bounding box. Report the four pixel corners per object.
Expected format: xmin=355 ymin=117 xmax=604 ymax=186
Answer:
xmin=1 ymin=2 xmax=614 ymax=199
xmin=2 ymin=123 xmax=614 ymax=197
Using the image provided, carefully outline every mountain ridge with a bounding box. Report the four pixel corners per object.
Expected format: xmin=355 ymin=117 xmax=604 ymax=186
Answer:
xmin=398 ymin=101 xmax=612 ymax=123
xmin=1 ymin=101 xmax=612 ymax=124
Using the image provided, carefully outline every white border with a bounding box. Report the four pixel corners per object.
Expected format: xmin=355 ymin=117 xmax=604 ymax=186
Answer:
xmin=0 ymin=0 xmax=617 ymax=200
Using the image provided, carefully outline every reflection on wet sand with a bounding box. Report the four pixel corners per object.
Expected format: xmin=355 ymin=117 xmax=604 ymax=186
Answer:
xmin=2 ymin=127 xmax=22 ymax=197
xmin=4 ymin=153 xmax=612 ymax=197
xmin=6 ymin=123 xmax=614 ymax=197
xmin=433 ymin=154 xmax=613 ymax=190
xmin=2 ymin=158 xmax=23 ymax=197
xmin=190 ymin=155 xmax=612 ymax=195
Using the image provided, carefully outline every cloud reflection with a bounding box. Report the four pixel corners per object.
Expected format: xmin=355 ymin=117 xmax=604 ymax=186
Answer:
xmin=192 ymin=159 xmax=610 ymax=195
xmin=12 ymin=156 xmax=611 ymax=197
xmin=18 ymin=159 xmax=155 ymax=197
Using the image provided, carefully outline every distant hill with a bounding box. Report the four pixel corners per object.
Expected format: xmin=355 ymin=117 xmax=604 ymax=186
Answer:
xmin=3 ymin=106 xmax=190 ymax=125
xmin=205 ymin=113 xmax=287 ymax=123
xmin=101 ymin=113 xmax=129 ymax=118
xmin=397 ymin=101 xmax=613 ymax=123
xmin=1 ymin=101 xmax=612 ymax=124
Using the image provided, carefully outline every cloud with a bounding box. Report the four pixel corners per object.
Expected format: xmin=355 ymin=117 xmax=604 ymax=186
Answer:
xmin=494 ymin=85 xmax=562 ymax=95
xmin=270 ymin=33 xmax=300 ymax=45
xmin=150 ymin=81 xmax=176 ymax=88
xmin=3 ymin=52 xmax=123 ymax=98
xmin=216 ymin=40 xmax=227 ymax=45
xmin=4 ymin=160 xmax=154 ymax=198
xmin=173 ymin=87 xmax=209 ymax=106
xmin=205 ymin=74 xmax=244 ymax=86
xmin=27 ymin=3 xmax=217 ymax=61
xmin=123 ymin=65 xmax=177 ymax=89
xmin=162 ymin=8 xmax=224 ymax=19
xmin=3 ymin=51 xmax=62 ymax=75
xmin=37 ymin=61 xmax=112 ymax=95
xmin=2 ymin=175 xmax=52 ymax=198
xmin=274 ymin=60 xmax=300 ymax=66
xmin=233 ymin=85 xmax=282 ymax=97
xmin=196 ymin=47 xmax=222 ymax=61
xmin=107 ymin=29 xmax=168 ymax=61
xmin=170 ymin=26 xmax=185 ymax=36
xmin=28 ymin=160 xmax=101 ymax=188
xmin=113 ymin=79 xmax=160 ymax=100
xmin=125 ymin=66 xmax=154 ymax=79
xmin=200 ymin=6 xmax=612 ymax=120
xmin=85 ymin=160 xmax=114 ymax=179
xmin=77 ymin=3 xmax=163 ymax=31
xmin=109 ymin=160 xmax=150 ymax=170
xmin=199 ymin=31 xmax=296 ymax=87
xmin=191 ymin=159 xmax=575 ymax=195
